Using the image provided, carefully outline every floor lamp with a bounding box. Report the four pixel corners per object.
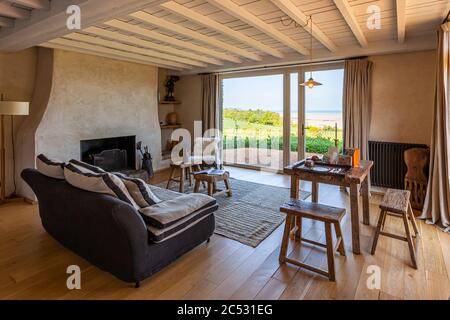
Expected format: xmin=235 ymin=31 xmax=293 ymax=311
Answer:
xmin=0 ymin=95 xmax=29 ymax=203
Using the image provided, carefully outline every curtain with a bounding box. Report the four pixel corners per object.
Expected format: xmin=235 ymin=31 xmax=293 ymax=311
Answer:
xmin=343 ymin=59 xmax=373 ymax=160
xmin=421 ymin=24 xmax=450 ymax=232
xmin=201 ymin=74 xmax=218 ymax=132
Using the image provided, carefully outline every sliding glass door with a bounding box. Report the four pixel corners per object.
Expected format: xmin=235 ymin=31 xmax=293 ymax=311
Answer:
xmin=219 ymin=63 xmax=344 ymax=171
xmin=221 ymin=73 xmax=284 ymax=171
xmin=302 ymin=67 xmax=344 ymax=159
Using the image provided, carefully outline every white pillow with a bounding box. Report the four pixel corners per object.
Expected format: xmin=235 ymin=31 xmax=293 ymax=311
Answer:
xmin=36 ymin=154 xmax=65 ymax=179
xmin=69 ymin=159 xmax=106 ymax=174
xmin=114 ymin=173 xmax=161 ymax=208
xmin=64 ymin=164 xmax=140 ymax=210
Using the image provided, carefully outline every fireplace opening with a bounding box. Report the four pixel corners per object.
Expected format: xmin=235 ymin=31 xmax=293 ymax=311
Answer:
xmin=80 ymin=136 xmax=136 ymax=172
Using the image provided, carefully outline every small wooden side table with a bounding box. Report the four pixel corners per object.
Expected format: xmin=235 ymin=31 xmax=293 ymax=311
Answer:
xmin=194 ymin=171 xmax=232 ymax=198
xmin=167 ymin=163 xmax=202 ymax=193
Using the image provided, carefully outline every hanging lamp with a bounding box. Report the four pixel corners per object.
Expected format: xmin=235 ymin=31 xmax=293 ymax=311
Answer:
xmin=300 ymin=15 xmax=322 ymax=89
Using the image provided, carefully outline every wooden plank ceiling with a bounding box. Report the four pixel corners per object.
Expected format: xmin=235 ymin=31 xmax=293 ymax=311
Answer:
xmin=1 ymin=0 xmax=446 ymax=72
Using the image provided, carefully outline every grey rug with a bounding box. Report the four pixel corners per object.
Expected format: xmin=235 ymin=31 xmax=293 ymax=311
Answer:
xmin=152 ymin=178 xmax=311 ymax=247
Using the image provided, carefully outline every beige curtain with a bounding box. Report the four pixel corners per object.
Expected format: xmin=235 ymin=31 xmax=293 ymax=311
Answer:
xmin=421 ymin=24 xmax=450 ymax=232
xmin=201 ymin=74 xmax=218 ymax=132
xmin=343 ymin=59 xmax=373 ymax=160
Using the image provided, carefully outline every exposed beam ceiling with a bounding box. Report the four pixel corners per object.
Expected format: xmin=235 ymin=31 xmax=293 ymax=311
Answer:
xmin=130 ymin=10 xmax=261 ymax=61
xmin=47 ymin=38 xmax=190 ymax=70
xmin=396 ymin=0 xmax=406 ymax=44
xmin=104 ymin=19 xmax=241 ymax=63
xmin=84 ymin=26 xmax=223 ymax=66
xmin=333 ymin=0 xmax=369 ymax=48
xmin=161 ymin=1 xmax=284 ymax=59
xmin=65 ymin=32 xmax=207 ymax=67
xmin=207 ymin=0 xmax=310 ymax=56
xmin=270 ymin=0 xmax=337 ymax=52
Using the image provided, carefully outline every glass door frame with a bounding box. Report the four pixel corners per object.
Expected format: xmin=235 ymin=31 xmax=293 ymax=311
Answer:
xmin=218 ymin=69 xmax=287 ymax=172
xmin=297 ymin=62 xmax=345 ymax=161
xmin=217 ymin=61 xmax=344 ymax=171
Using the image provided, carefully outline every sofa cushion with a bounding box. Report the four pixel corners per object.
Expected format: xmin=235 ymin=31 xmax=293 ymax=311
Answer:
xmin=114 ymin=173 xmax=161 ymax=208
xmin=64 ymin=164 xmax=140 ymax=210
xmin=141 ymin=195 xmax=218 ymax=243
xmin=69 ymin=159 xmax=106 ymax=174
xmin=139 ymin=194 xmax=216 ymax=229
xmin=36 ymin=154 xmax=65 ymax=180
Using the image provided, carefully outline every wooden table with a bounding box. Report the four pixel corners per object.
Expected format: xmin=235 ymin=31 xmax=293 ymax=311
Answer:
xmin=284 ymin=160 xmax=374 ymax=255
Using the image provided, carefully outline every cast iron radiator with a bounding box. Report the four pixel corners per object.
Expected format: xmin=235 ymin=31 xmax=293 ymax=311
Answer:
xmin=368 ymin=141 xmax=428 ymax=189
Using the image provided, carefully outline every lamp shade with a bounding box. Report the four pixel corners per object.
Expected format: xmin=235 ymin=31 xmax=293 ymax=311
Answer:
xmin=0 ymin=101 xmax=29 ymax=115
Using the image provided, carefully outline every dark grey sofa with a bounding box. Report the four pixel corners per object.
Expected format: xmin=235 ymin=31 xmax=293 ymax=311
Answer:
xmin=22 ymin=169 xmax=216 ymax=287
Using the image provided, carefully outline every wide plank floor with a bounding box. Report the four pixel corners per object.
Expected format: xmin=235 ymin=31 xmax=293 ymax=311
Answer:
xmin=0 ymin=167 xmax=449 ymax=300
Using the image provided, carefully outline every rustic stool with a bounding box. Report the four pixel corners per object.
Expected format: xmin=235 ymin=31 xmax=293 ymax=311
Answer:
xmin=280 ymin=200 xmax=346 ymax=281
xmin=167 ymin=163 xmax=202 ymax=193
xmin=194 ymin=171 xmax=232 ymax=197
xmin=371 ymin=189 xmax=420 ymax=269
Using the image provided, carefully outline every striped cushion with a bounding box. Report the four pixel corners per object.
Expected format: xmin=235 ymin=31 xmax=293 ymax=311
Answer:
xmin=36 ymin=154 xmax=65 ymax=179
xmin=69 ymin=159 xmax=106 ymax=174
xmin=144 ymin=200 xmax=217 ymax=243
xmin=64 ymin=164 xmax=140 ymax=210
xmin=114 ymin=173 xmax=160 ymax=208
xmin=139 ymin=193 xmax=216 ymax=228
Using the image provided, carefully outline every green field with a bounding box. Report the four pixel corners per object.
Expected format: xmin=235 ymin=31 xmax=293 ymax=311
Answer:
xmin=223 ymin=108 xmax=343 ymax=155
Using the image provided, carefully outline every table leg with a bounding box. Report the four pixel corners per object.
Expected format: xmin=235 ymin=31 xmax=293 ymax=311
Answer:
xmin=312 ymin=182 xmax=319 ymax=203
xmin=361 ymin=177 xmax=370 ymax=226
xmin=180 ymin=167 xmax=185 ymax=193
xmin=290 ymin=176 xmax=299 ymax=199
xmin=349 ymin=183 xmax=361 ymax=255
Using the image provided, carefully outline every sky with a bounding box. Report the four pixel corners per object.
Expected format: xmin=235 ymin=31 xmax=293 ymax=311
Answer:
xmin=222 ymin=69 xmax=344 ymax=113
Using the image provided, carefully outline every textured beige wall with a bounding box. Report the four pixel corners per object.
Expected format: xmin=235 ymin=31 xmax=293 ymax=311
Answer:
xmin=177 ymin=74 xmax=202 ymax=140
xmin=35 ymin=49 xmax=162 ymax=172
xmin=0 ymin=48 xmax=37 ymax=196
xmin=369 ymin=50 xmax=436 ymax=145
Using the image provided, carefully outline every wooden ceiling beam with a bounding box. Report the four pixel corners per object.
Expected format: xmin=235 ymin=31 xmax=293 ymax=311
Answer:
xmin=11 ymin=0 xmax=49 ymax=10
xmin=65 ymin=32 xmax=207 ymax=67
xmin=104 ymin=19 xmax=241 ymax=63
xmin=396 ymin=0 xmax=406 ymax=44
xmin=129 ymin=10 xmax=261 ymax=61
xmin=161 ymin=1 xmax=283 ymax=58
xmin=0 ymin=1 xmax=30 ymax=19
xmin=270 ymin=0 xmax=337 ymax=52
xmin=49 ymin=37 xmax=191 ymax=69
xmin=41 ymin=41 xmax=183 ymax=70
xmin=0 ymin=15 xmax=14 ymax=27
xmin=333 ymin=0 xmax=369 ymax=48
xmin=84 ymin=26 xmax=223 ymax=65
xmin=207 ymin=0 xmax=309 ymax=56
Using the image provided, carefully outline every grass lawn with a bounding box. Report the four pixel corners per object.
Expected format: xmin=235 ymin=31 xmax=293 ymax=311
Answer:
xmin=223 ymin=117 xmax=343 ymax=155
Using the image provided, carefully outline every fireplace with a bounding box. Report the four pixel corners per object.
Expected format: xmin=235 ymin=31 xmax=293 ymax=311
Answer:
xmin=80 ymin=136 xmax=136 ymax=172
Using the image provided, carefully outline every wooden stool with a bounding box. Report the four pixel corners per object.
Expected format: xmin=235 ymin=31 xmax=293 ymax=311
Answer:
xmin=280 ymin=200 xmax=346 ymax=281
xmin=167 ymin=163 xmax=202 ymax=193
xmin=194 ymin=171 xmax=232 ymax=197
xmin=371 ymin=189 xmax=420 ymax=269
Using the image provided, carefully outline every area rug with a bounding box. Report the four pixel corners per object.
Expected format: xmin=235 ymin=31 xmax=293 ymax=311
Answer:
xmin=152 ymin=178 xmax=311 ymax=247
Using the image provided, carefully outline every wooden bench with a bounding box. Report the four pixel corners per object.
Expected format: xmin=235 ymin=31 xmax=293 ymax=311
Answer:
xmin=280 ymin=200 xmax=346 ymax=281
xmin=371 ymin=189 xmax=420 ymax=269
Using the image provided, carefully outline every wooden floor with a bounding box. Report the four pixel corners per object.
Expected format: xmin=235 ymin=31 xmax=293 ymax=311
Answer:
xmin=0 ymin=167 xmax=449 ymax=300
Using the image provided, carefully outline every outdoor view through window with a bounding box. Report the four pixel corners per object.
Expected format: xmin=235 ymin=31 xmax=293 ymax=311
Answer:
xmin=222 ymin=69 xmax=344 ymax=170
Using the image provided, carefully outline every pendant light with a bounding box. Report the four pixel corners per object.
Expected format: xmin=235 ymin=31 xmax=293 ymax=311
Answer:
xmin=300 ymin=15 xmax=322 ymax=89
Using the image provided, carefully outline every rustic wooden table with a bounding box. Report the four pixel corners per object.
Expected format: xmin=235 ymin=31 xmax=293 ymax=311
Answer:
xmin=284 ymin=160 xmax=374 ymax=255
